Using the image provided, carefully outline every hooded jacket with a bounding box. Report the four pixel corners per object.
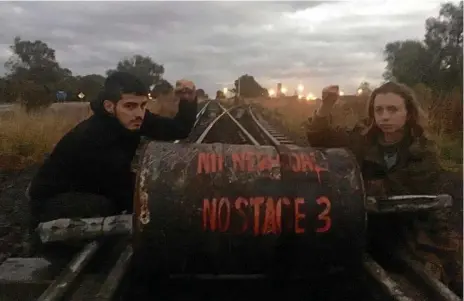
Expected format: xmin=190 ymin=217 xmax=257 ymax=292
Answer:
xmin=28 ymin=96 xmax=197 ymax=213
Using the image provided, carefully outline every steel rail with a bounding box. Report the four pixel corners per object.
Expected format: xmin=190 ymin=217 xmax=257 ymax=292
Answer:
xmin=247 ymin=106 xmax=294 ymax=145
xmin=174 ymin=100 xmax=212 ymax=144
xmin=37 ymin=241 xmax=102 ymax=301
xmin=195 ymin=104 xmax=259 ymax=145
xmin=216 ymin=103 xmax=260 ymax=146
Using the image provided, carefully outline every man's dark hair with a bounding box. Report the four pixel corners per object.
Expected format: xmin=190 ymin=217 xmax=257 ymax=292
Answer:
xmin=90 ymin=72 xmax=148 ymax=114
xmin=103 ymin=72 xmax=148 ymax=102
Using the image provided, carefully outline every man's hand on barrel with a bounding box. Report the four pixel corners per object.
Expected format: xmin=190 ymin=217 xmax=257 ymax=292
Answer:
xmin=175 ymin=79 xmax=196 ymax=102
xmin=317 ymin=85 xmax=339 ymax=117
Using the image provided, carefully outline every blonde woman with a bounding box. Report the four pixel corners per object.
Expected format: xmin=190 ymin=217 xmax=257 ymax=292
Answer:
xmin=306 ymin=81 xmax=462 ymax=293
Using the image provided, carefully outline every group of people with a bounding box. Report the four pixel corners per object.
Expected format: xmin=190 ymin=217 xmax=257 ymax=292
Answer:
xmin=26 ymin=72 xmax=461 ymax=293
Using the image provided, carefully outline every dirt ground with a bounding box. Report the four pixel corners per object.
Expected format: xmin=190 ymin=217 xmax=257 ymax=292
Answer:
xmin=0 ymin=164 xmax=39 ymax=260
xmin=438 ymin=170 xmax=463 ymax=233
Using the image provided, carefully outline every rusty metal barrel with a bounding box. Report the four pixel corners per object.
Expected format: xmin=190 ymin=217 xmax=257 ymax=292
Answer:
xmin=133 ymin=142 xmax=366 ymax=278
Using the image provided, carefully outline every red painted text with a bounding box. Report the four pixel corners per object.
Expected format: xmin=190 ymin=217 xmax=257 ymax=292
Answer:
xmin=202 ymin=196 xmax=332 ymax=235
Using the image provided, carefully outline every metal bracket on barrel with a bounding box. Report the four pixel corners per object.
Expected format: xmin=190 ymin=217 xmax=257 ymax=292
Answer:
xmin=365 ymin=194 xmax=453 ymax=214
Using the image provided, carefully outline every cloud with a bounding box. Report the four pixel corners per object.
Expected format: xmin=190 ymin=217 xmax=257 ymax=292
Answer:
xmin=0 ymin=0 xmax=443 ymax=96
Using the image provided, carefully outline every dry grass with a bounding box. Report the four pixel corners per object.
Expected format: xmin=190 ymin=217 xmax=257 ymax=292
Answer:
xmin=0 ymin=106 xmax=89 ymax=170
xmin=0 ymin=99 xmax=179 ymax=170
xmin=257 ymin=93 xmax=463 ymax=172
xmin=1 ymin=92 xmax=460 ymax=171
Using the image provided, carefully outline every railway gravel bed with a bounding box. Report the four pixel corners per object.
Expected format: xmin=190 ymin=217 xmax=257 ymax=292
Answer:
xmin=0 ymin=165 xmax=39 ymax=261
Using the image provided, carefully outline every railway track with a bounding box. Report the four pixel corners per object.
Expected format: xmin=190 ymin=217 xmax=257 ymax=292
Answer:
xmin=0 ymin=99 xmax=460 ymax=301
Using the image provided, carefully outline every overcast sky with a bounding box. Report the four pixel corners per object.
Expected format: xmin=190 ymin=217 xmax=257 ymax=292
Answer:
xmin=0 ymin=1 xmax=444 ymax=96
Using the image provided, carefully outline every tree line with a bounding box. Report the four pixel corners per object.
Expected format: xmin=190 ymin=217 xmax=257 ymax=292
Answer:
xmin=0 ymin=37 xmax=185 ymax=111
xmin=382 ymin=1 xmax=462 ymax=134
xmin=0 ymin=1 xmax=461 ymax=116
xmin=384 ymin=2 xmax=462 ymax=94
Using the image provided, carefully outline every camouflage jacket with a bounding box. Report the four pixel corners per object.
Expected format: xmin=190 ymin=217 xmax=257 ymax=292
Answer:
xmin=306 ymin=113 xmax=441 ymax=196
xmin=306 ymin=112 xmax=462 ymax=290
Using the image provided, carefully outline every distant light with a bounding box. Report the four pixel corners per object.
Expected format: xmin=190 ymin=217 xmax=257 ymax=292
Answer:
xmin=281 ymin=87 xmax=288 ymax=94
xmin=306 ymin=93 xmax=315 ymax=101
xmin=268 ymin=89 xmax=276 ymax=97
xmin=148 ymin=93 xmax=152 ymax=99
xmin=357 ymin=88 xmax=363 ymax=95
xmin=297 ymin=84 xmax=304 ymax=93
xmin=339 ymin=91 xmax=345 ymax=96
xmin=223 ymin=88 xmax=228 ymax=94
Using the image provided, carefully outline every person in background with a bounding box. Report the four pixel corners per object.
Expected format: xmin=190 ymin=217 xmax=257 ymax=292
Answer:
xmin=306 ymin=81 xmax=462 ymax=294
xmin=150 ymin=79 xmax=179 ymax=118
xmin=28 ymin=72 xmax=198 ymax=229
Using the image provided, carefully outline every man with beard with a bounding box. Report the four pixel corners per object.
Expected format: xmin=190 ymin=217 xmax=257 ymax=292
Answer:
xmin=28 ymin=72 xmax=197 ymax=228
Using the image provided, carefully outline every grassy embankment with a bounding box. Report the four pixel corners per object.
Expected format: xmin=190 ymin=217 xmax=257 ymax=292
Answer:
xmin=0 ymin=94 xmax=461 ymax=172
xmin=0 ymin=98 xmax=181 ymax=171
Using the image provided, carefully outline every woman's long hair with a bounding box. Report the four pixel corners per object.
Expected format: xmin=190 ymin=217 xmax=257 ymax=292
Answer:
xmin=361 ymin=81 xmax=428 ymax=140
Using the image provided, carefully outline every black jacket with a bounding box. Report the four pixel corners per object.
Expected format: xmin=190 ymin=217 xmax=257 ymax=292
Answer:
xmin=28 ymin=98 xmax=197 ymax=212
